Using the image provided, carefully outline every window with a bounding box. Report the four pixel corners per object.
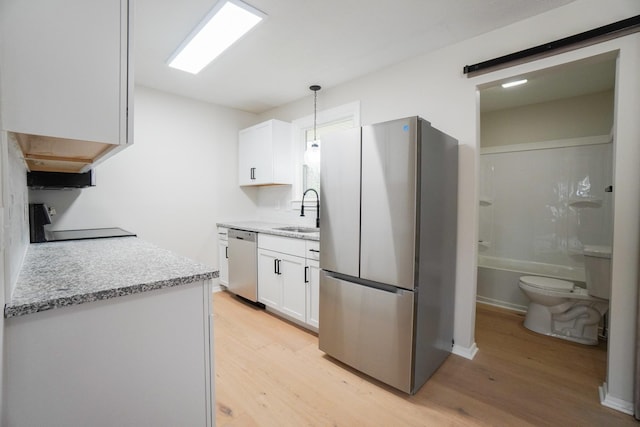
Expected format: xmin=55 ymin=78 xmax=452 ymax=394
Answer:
xmin=292 ymin=101 xmax=360 ymax=203
xmin=303 ymin=117 xmax=354 ymax=192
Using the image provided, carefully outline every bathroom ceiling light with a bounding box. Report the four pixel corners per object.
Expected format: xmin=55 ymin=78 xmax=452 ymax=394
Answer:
xmin=168 ymin=0 xmax=266 ymax=74
xmin=501 ymin=79 xmax=528 ymax=88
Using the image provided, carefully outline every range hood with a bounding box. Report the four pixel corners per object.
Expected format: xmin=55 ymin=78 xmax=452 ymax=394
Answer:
xmin=27 ymin=170 xmax=95 ymax=190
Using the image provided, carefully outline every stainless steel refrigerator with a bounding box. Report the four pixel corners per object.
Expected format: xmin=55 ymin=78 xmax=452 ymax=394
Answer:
xmin=319 ymin=116 xmax=458 ymax=394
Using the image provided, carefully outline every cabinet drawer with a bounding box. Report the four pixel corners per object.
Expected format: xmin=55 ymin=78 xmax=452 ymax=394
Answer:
xmin=217 ymin=227 xmax=228 ymax=241
xmin=258 ymin=234 xmax=305 ymax=257
xmin=306 ymin=240 xmax=320 ymax=261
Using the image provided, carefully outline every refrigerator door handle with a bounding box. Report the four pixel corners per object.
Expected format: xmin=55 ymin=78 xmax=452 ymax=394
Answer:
xmin=324 ymin=271 xmax=401 ymax=294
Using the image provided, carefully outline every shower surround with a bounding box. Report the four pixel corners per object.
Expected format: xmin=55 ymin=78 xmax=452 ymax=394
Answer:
xmin=477 ymin=137 xmax=613 ymax=310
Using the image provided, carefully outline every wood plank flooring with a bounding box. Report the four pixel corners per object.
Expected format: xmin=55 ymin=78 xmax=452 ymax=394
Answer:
xmin=213 ymin=291 xmax=635 ymax=426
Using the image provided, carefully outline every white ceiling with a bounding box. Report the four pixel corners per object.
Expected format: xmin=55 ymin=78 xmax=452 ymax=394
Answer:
xmin=480 ymin=54 xmax=617 ymax=112
xmin=134 ymin=0 xmax=578 ymax=114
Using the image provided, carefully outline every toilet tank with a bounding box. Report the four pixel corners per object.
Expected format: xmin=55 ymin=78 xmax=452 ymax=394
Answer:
xmin=583 ymin=245 xmax=612 ymax=300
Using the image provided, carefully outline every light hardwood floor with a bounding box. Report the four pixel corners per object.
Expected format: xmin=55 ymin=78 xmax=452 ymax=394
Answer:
xmin=213 ymin=291 xmax=635 ymax=426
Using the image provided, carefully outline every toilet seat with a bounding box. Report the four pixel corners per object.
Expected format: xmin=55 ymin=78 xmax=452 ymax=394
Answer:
xmin=519 ymin=276 xmax=574 ymax=293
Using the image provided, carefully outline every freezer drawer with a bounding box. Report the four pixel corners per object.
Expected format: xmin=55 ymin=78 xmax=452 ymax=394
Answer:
xmin=319 ymin=271 xmax=415 ymax=393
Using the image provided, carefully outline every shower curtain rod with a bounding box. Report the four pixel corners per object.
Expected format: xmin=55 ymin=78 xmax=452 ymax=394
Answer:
xmin=463 ymin=14 xmax=640 ymax=76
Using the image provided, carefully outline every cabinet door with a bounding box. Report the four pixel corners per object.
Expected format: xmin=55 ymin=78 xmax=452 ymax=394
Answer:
xmin=280 ymin=254 xmax=306 ymax=323
xmin=1 ymin=0 xmax=130 ymax=145
xmin=257 ymin=249 xmax=281 ymax=309
xmin=238 ymin=122 xmax=273 ymax=185
xmin=306 ymin=259 xmax=320 ymax=329
xmin=218 ymin=241 xmax=229 ymax=286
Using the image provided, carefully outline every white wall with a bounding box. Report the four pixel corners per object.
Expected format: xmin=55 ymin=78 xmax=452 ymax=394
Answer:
xmin=0 ymin=130 xmax=30 ymax=423
xmin=257 ymin=0 xmax=640 ymax=411
xmin=2 ymin=134 xmax=28 ymax=297
xmin=0 ymin=101 xmax=5 ymax=426
xmin=29 ymin=86 xmax=259 ymax=268
xmin=482 ymin=90 xmax=614 ymax=147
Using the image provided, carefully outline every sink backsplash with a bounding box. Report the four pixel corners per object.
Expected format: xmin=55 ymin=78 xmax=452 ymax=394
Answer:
xmin=255 ymin=185 xmax=319 ymax=228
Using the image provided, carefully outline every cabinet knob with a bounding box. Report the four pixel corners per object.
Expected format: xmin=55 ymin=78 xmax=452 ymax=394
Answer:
xmin=304 ymin=266 xmax=309 ymax=283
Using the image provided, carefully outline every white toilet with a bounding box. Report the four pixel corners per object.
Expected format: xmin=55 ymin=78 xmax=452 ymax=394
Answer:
xmin=518 ymin=245 xmax=611 ymax=345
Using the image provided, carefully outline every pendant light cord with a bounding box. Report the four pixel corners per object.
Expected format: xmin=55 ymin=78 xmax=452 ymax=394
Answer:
xmin=309 ymin=85 xmax=321 ymax=144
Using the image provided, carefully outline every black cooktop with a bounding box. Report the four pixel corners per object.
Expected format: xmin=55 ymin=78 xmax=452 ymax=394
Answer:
xmin=44 ymin=227 xmax=136 ymax=242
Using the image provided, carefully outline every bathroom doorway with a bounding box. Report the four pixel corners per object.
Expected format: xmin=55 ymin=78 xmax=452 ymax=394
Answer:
xmin=476 ymin=52 xmax=617 ymax=375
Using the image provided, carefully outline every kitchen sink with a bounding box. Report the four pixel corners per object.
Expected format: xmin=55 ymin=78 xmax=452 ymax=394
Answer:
xmin=274 ymin=226 xmax=319 ymax=233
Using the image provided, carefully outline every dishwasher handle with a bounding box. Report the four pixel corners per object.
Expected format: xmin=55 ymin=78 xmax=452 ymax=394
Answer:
xmin=228 ymin=229 xmax=257 ymax=242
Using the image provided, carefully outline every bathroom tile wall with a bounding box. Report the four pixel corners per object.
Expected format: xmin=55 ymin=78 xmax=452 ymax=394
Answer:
xmin=479 ymin=141 xmax=613 ymax=271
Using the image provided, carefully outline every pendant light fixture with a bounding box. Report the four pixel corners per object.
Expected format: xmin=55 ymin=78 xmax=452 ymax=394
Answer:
xmin=304 ymin=85 xmax=321 ymax=166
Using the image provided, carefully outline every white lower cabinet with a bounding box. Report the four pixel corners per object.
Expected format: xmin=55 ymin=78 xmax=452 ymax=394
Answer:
xmin=257 ymin=234 xmax=319 ymax=330
xmin=219 ymin=240 xmax=228 ymax=286
xmin=306 ymin=258 xmax=320 ymax=329
xmin=257 ymin=248 xmax=283 ymax=308
xmin=4 ymin=281 xmax=214 ymax=426
xmin=278 ymin=253 xmax=307 ymax=322
xmin=218 ymin=227 xmax=229 ymax=287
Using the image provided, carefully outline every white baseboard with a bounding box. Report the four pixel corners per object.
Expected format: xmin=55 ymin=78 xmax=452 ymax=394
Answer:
xmin=452 ymin=342 xmax=479 ymax=360
xmin=476 ymin=296 xmax=527 ymax=313
xmin=264 ymin=306 xmax=318 ymax=334
xmin=211 ymin=283 xmax=226 ymax=293
xmin=599 ymin=382 xmax=634 ymax=415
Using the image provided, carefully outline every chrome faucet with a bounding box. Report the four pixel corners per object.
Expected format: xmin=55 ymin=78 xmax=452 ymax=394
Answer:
xmin=301 ymin=189 xmax=320 ymax=228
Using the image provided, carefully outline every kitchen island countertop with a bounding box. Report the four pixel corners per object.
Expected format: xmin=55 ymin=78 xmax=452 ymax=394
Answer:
xmin=5 ymin=237 xmax=217 ymax=318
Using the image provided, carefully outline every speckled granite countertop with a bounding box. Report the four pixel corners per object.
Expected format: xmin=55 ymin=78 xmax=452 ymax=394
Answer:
xmin=217 ymin=221 xmax=319 ymax=241
xmin=5 ymin=237 xmax=217 ymax=318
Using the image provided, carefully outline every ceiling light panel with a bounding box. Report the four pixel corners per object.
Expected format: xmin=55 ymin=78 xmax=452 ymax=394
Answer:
xmin=168 ymin=0 xmax=266 ymax=74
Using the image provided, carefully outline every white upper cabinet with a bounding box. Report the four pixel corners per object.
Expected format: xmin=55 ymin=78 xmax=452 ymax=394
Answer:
xmin=0 ymin=0 xmax=132 ymax=173
xmin=238 ymin=119 xmax=292 ymax=186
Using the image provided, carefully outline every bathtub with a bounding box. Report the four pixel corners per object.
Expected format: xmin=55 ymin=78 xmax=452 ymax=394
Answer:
xmin=476 ymin=255 xmax=586 ymax=312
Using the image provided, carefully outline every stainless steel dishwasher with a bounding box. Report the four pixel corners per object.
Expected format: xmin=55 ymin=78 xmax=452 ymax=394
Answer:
xmin=228 ymin=229 xmax=258 ymax=302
